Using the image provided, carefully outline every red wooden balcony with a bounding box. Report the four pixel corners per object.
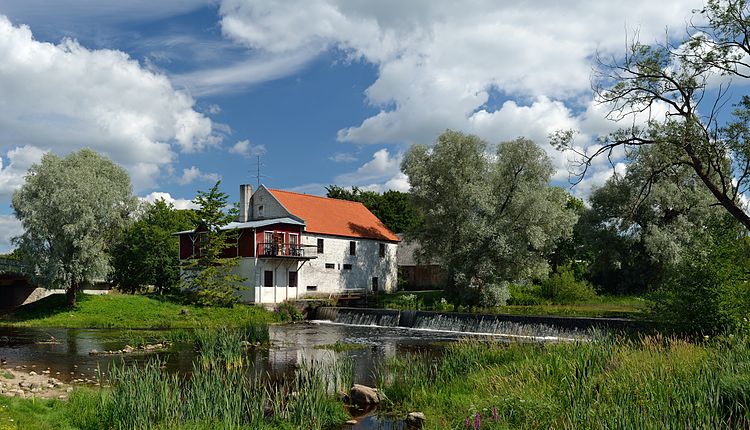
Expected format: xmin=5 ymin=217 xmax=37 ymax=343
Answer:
xmin=256 ymin=242 xmax=318 ymax=259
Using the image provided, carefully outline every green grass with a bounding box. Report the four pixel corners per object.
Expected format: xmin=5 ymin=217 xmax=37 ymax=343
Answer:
xmin=499 ymin=295 xmax=647 ymax=318
xmin=0 ymin=328 xmax=352 ymax=430
xmin=373 ymin=290 xmax=646 ymax=318
xmin=378 ymin=333 xmax=750 ymax=429
xmin=0 ymin=396 xmax=76 ymax=430
xmin=313 ymin=341 xmax=368 ymax=352
xmin=0 ymin=293 xmax=278 ymax=329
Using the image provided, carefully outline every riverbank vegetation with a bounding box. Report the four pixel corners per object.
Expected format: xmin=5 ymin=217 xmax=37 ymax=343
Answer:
xmin=0 ymin=327 xmax=351 ymax=430
xmin=0 ymin=293 xmax=277 ymax=329
xmin=396 ymin=124 xmax=750 ymax=333
xmin=375 ymin=288 xmax=647 ymax=318
xmin=379 ymin=333 xmax=750 ymax=429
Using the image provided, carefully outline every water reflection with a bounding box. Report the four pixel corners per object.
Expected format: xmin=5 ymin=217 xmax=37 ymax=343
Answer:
xmin=0 ymin=321 xmax=575 ymax=384
xmin=0 ymin=322 xmax=578 ymax=429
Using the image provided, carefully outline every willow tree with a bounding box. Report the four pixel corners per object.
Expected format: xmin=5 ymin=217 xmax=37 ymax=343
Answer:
xmin=553 ymin=0 xmax=750 ymax=231
xmin=12 ymin=149 xmax=136 ymax=307
xmin=402 ymin=130 xmax=578 ymax=306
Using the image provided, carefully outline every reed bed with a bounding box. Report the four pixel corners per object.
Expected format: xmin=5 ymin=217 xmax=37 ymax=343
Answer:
xmin=379 ymin=334 xmax=750 ymax=429
xmin=66 ymin=325 xmax=350 ymax=430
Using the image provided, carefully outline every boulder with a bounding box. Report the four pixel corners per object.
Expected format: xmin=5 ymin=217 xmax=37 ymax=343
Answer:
xmin=406 ymin=412 xmax=426 ymax=428
xmin=349 ymin=384 xmax=380 ymax=405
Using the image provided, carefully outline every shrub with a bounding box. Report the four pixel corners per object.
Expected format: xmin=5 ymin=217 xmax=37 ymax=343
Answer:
xmin=479 ymin=282 xmax=510 ymax=307
xmin=276 ymin=301 xmax=304 ymax=321
xmin=394 ymin=293 xmax=419 ymax=309
xmin=650 ymin=238 xmax=750 ymax=333
xmin=507 ymin=283 xmax=544 ymax=305
xmin=433 ymin=297 xmax=453 ymax=311
xmin=540 ymin=266 xmax=596 ymax=303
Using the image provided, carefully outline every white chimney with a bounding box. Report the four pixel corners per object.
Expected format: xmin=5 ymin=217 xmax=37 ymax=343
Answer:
xmin=239 ymin=184 xmax=253 ymax=222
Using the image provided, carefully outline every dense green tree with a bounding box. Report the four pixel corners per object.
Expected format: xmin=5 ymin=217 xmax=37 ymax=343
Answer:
xmin=547 ymin=193 xmax=587 ymax=273
xmin=552 ymin=0 xmax=750 ymax=232
xmin=648 ymin=212 xmax=750 ymax=333
xmin=181 ymin=181 xmax=245 ymax=306
xmin=110 ymin=200 xmax=196 ymax=294
xmin=325 ymin=186 xmax=421 ymax=233
xmin=12 ymin=149 xmax=137 ymax=307
xmin=581 ymin=145 xmax=730 ymax=294
xmin=402 ymin=130 xmax=578 ymax=306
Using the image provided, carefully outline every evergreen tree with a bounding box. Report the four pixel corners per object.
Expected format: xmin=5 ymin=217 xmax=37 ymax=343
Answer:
xmin=181 ymin=181 xmax=245 ymax=306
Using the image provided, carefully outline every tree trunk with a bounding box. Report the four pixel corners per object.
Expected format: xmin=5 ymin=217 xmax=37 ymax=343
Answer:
xmin=66 ymin=283 xmax=77 ymax=308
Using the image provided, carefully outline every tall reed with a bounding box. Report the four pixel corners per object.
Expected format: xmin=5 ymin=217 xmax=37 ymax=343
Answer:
xmin=68 ymin=326 xmax=350 ymax=430
xmin=193 ymin=323 xmax=269 ymax=370
xmin=378 ymin=334 xmax=750 ymax=429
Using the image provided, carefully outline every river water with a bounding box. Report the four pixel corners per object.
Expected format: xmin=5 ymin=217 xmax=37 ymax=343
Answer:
xmin=0 ymin=321 xmax=586 ymax=428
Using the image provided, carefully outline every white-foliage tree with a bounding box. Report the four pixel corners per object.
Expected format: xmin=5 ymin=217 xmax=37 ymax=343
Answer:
xmin=402 ymin=130 xmax=578 ymax=306
xmin=12 ymin=149 xmax=136 ymax=307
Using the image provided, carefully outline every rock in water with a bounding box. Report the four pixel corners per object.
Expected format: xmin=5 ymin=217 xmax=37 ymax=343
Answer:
xmin=349 ymin=384 xmax=380 ymax=405
xmin=406 ymin=412 xmax=426 ymax=428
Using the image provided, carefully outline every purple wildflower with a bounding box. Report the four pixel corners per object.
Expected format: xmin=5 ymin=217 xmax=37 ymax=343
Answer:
xmin=474 ymin=412 xmax=481 ymax=429
xmin=493 ymin=406 xmax=497 ymax=421
xmin=465 ymin=417 xmax=470 ymax=429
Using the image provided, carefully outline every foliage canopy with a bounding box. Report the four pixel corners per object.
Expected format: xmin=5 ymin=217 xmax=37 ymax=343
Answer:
xmin=181 ymin=181 xmax=246 ymax=306
xmin=325 ymin=185 xmax=421 ymax=234
xmin=402 ymin=130 xmax=578 ymax=306
xmin=12 ymin=149 xmax=136 ymax=307
xmin=110 ymin=199 xmax=196 ymax=294
xmin=552 ymin=0 xmax=750 ymax=232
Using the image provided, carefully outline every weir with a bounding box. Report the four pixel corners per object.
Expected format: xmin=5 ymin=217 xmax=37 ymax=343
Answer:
xmin=314 ymin=307 xmax=645 ymax=339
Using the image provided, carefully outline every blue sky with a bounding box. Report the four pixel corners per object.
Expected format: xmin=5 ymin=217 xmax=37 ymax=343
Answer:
xmin=0 ymin=0 xmax=715 ymax=249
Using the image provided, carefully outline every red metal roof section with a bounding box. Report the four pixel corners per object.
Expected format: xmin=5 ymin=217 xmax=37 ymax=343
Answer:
xmin=268 ymin=189 xmax=400 ymax=242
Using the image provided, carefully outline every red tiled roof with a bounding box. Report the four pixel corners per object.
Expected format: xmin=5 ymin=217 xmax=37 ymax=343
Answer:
xmin=268 ymin=189 xmax=400 ymax=242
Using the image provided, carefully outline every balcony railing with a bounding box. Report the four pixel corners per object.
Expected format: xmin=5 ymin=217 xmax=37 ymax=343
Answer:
xmin=257 ymin=242 xmax=318 ymax=259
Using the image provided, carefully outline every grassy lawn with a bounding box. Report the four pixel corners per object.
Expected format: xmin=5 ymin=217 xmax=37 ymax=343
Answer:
xmin=500 ymin=295 xmax=648 ymax=318
xmin=0 ymin=396 xmax=74 ymax=430
xmin=0 ymin=293 xmax=278 ymax=329
xmin=372 ymin=290 xmax=647 ymax=319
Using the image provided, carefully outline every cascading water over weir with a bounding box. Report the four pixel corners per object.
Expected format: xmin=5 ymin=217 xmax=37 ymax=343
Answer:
xmin=314 ymin=307 xmax=645 ymax=341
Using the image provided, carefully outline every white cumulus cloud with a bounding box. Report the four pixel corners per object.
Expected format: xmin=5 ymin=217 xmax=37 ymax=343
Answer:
xmin=228 ymin=139 xmax=267 ymax=158
xmin=0 ymin=15 xmax=218 ymax=192
xmin=334 ymin=148 xmax=409 ymax=192
xmin=176 ymin=166 xmax=220 ymax=185
xmin=0 ymin=215 xmax=23 ymax=253
xmin=218 ymin=0 xmax=704 ymax=198
xmin=0 ymin=146 xmax=47 ymax=198
xmin=141 ymin=191 xmax=198 ymax=210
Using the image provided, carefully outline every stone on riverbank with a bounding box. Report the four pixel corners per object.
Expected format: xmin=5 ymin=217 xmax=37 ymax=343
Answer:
xmin=350 ymin=384 xmax=381 ymax=405
xmin=0 ymin=368 xmax=72 ymax=399
xmin=406 ymin=412 xmax=426 ymax=428
xmin=89 ymin=342 xmax=169 ymax=356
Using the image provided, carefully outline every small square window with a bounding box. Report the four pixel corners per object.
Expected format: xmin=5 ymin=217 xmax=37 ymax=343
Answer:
xmin=325 ymin=263 xmax=335 ymax=269
xmin=307 ymin=285 xmax=317 ymax=292
xmin=343 ymin=264 xmax=352 ymax=270
xmin=349 ymin=241 xmax=356 ymax=256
